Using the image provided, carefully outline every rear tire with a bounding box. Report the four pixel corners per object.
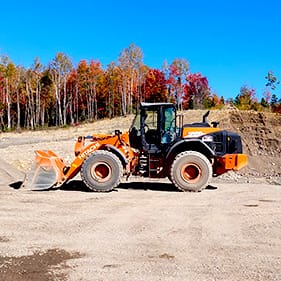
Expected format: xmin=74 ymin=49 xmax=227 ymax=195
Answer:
xmin=81 ymin=150 xmax=123 ymax=192
xmin=170 ymin=151 xmax=212 ymax=192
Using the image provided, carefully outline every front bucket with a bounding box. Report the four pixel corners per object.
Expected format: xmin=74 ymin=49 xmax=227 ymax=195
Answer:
xmin=25 ymin=150 xmax=66 ymax=191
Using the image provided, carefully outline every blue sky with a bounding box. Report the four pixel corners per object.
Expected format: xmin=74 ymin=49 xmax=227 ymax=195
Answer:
xmin=1 ymin=0 xmax=280 ymax=100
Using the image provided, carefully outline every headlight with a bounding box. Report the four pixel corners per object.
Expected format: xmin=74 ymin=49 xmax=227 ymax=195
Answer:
xmin=202 ymin=135 xmax=213 ymax=142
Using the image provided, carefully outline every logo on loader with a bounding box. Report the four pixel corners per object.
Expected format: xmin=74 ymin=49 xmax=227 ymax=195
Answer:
xmin=78 ymin=142 xmax=101 ymax=160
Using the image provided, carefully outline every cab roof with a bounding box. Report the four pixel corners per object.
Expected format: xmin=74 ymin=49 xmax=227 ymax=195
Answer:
xmin=140 ymin=102 xmax=175 ymax=108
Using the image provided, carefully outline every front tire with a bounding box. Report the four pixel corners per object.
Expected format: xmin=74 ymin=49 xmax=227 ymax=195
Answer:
xmin=170 ymin=151 xmax=212 ymax=192
xmin=81 ymin=150 xmax=123 ymax=192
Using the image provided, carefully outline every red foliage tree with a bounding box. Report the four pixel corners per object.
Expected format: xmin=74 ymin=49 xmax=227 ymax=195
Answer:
xmin=142 ymin=69 xmax=167 ymax=102
xmin=183 ymin=73 xmax=210 ymax=109
xmin=89 ymin=60 xmax=104 ymax=120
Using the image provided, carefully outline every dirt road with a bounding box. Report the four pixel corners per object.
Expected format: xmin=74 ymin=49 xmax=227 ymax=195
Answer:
xmin=1 ymin=180 xmax=281 ymax=281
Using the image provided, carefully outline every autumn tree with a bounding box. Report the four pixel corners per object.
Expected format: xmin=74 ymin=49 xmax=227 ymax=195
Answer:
xmin=261 ymin=90 xmax=271 ymax=109
xmin=142 ymin=69 xmax=167 ymax=102
xmin=31 ymin=57 xmax=43 ymax=126
xmin=234 ymin=86 xmax=257 ymax=110
xmin=260 ymin=90 xmax=270 ymax=110
xmin=135 ymin=64 xmax=149 ymax=104
xmin=118 ymin=43 xmax=144 ymax=115
xmin=5 ymin=48 xmax=280 ymax=129
xmin=39 ymin=70 xmax=54 ymax=126
xmin=66 ymin=69 xmax=78 ymax=125
xmin=183 ymin=73 xmax=210 ymax=109
xmin=24 ymin=68 xmax=35 ymax=129
xmin=203 ymin=93 xmax=225 ymax=109
xmin=0 ymin=56 xmax=17 ymax=129
xmin=49 ymin=52 xmax=73 ymax=126
xmin=89 ymin=60 xmax=104 ymax=120
xmin=164 ymin=58 xmax=189 ymax=109
xmin=22 ymin=58 xmax=45 ymax=129
xmin=76 ymin=60 xmax=90 ymax=121
xmin=104 ymin=62 xmax=123 ymax=118
xmin=0 ymin=71 xmax=4 ymax=129
xmin=15 ymin=66 xmax=25 ymax=129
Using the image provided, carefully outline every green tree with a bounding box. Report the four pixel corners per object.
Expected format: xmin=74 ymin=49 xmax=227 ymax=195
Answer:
xmin=270 ymin=93 xmax=278 ymax=107
xmin=265 ymin=71 xmax=280 ymax=90
xmin=260 ymin=97 xmax=269 ymax=108
xmin=265 ymin=71 xmax=280 ymax=112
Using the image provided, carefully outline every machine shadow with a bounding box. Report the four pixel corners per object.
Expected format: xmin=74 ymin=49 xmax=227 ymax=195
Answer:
xmin=9 ymin=181 xmax=24 ymax=189
xmin=60 ymin=180 xmax=177 ymax=192
xmin=118 ymin=181 xmax=178 ymax=192
xmin=60 ymin=180 xmax=218 ymax=193
xmin=60 ymin=180 xmax=90 ymax=192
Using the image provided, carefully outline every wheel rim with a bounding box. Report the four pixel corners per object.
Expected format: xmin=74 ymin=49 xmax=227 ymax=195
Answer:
xmin=91 ymin=162 xmax=112 ymax=182
xmin=181 ymin=163 xmax=202 ymax=183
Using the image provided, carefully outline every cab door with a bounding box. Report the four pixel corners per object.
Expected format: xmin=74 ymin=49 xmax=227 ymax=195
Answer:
xmin=161 ymin=106 xmax=177 ymax=145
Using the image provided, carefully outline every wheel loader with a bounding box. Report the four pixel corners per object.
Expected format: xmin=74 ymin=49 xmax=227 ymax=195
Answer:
xmin=26 ymin=102 xmax=247 ymax=192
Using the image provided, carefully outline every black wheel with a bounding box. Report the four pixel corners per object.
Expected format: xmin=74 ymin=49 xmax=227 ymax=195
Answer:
xmin=81 ymin=150 xmax=123 ymax=192
xmin=170 ymin=151 xmax=212 ymax=192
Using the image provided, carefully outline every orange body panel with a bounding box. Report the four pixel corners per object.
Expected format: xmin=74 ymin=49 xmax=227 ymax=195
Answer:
xmin=31 ymin=132 xmax=136 ymax=188
xmin=65 ymin=132 xmax=136 ymax=182
xmin=215 ymin=153 xmax=248 ymax=176
xmin=182 ymin=127 xmax=221 ymax=138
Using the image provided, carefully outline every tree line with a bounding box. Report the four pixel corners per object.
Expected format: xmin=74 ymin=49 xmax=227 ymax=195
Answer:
xmin=0 ymin=43 xmax=280 ymax=131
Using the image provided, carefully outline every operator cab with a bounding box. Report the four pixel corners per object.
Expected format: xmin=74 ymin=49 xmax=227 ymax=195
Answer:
xmin=129 ymin=102 xmax=177 ymax=152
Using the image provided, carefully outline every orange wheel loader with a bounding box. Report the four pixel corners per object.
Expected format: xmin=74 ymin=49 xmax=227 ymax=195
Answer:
xmin=26 ymin=102 xmax=247 ymax=192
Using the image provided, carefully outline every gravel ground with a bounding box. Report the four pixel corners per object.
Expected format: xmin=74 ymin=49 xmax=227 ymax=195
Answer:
xmin=0 ymin=180 xmax=281 ymax=281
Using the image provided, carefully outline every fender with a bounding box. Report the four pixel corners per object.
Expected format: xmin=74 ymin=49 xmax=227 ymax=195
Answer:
xmin=166 ymin=139 xmax=215 ymax=163
xmin=102 ymin=144 xmax=128 ymax=167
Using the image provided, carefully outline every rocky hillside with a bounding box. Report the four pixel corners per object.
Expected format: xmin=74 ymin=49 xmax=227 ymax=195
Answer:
xmin=183 ymin=109 xmax=281 ymax=179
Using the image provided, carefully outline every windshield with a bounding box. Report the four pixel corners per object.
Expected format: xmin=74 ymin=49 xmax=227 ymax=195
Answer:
xmin=144 ymin=110 xmax=158 ymax=130
xmin=130 ymin=110 xmax=141 ymax=131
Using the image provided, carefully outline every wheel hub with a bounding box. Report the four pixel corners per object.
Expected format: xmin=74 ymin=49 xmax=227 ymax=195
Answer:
xmin=91 ymin=162 xmax=112 ymax=182
xmin=181 ymin=163 xmax=202 ymax=183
